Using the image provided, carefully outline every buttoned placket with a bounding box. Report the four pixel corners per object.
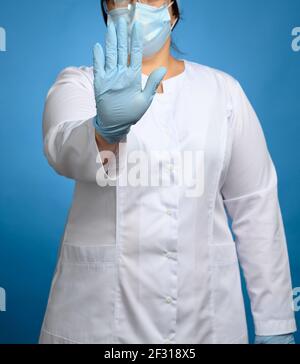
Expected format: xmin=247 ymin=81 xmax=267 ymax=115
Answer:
xmin=160 ymin=149 xmax=180 ymax=345
xmin=111 ymin=70 xmax=186 ymax=345
xmin=150 ymin=76 xmax=184 ymax=345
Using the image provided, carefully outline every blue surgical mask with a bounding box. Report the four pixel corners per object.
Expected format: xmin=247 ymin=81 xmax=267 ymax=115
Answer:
xmin=107 ymin=1 xmax=176 ymax=58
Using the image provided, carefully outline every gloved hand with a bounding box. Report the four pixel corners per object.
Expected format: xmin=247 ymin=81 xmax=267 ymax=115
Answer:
xmin=93 ymin=17 xmax=167 ymax=144
xmin=255 ymin=334 xmax=295 ymax=344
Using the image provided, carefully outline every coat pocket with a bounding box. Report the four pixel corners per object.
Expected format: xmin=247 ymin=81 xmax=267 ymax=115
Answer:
xmin=41 ymin=243 xmax=117 ymax=344
xmin=209 ymin=243 xmax=248 ymax=344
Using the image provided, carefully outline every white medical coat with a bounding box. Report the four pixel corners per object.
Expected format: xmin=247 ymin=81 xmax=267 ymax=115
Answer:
xmin=39 ymin=60 xmax=297 ymax=344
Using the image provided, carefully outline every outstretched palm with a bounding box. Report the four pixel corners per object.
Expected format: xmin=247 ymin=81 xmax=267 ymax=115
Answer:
xmin=93 ymin=17 xmax=167 ymax=144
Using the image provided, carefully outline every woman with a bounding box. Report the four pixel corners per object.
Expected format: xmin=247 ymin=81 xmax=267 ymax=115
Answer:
xmin=39 ymin=0 xmax=297 ymax=344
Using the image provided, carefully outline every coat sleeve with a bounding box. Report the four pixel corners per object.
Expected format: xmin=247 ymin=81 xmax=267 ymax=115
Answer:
xmin=221 ymin=78 xmax=297 ymax=336
xmin=42 ymin=66 xmax=127 ymax=184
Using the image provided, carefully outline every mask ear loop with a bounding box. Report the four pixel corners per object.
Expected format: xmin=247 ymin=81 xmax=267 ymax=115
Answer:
xmin=103 ymin=0 xmax=109 ymax=14
xmin=167 ymin=1 xmax=178 ymax=31
xmin=171 ymin=17 xmax=178 ymax=31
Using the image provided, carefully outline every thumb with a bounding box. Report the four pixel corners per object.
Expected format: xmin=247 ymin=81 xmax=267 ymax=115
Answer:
xmin=143 ymin=67 xmax=167 ymax=100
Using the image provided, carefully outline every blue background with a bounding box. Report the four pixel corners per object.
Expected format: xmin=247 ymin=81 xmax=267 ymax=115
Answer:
xmin=0 ymin=0 xmax=299 ymax=344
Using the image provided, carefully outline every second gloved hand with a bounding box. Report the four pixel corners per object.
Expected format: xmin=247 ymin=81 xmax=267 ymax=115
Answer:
xmin=93 ymin=17 xmax=167 ymax=144
xmin=254 ymin=334 xmax=295 ymax=344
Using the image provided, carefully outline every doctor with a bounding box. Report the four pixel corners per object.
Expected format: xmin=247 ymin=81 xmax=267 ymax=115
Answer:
xmin=39 ymin=0 xmax=297 ymax=344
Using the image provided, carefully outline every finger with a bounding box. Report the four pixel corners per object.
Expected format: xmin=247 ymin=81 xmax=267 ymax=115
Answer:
xmin=143 ymin=67 xmax=167 ymax=100
xmin=129 ymin=21 xmax=143 ymax=71
xmin=93 ymin=43 xmax=105 ymax=80
xmin=116 ymin=17 xmax=128 ymax=67
xmin=105 ymin=21 xmax=118 ymax=73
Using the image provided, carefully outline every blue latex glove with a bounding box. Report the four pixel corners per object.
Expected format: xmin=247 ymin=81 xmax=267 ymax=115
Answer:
xmin=93 ymin=17 xmax=167 ymax=144
xmin=255 ymin=334 xmax=295 ymax=344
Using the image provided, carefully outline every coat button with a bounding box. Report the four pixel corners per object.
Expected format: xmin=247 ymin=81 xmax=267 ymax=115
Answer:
xmin=165 ymin=296 xmax=172 ymax=304
xmin=166 ymin=162 xmax=175 ymax=171
xmin=166 ymin=209 xmax=173 ymax=216
xmin=164 ymin=336 xmax=173 ymax=344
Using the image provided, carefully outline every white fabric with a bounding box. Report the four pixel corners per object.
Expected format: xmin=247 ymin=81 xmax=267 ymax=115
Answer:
xmin=39 ymin=60 xmax=297 ymax=344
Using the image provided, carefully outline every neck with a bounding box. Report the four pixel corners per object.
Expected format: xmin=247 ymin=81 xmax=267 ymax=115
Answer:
xmin=141 ymin=38 xmax=178 ymax=79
